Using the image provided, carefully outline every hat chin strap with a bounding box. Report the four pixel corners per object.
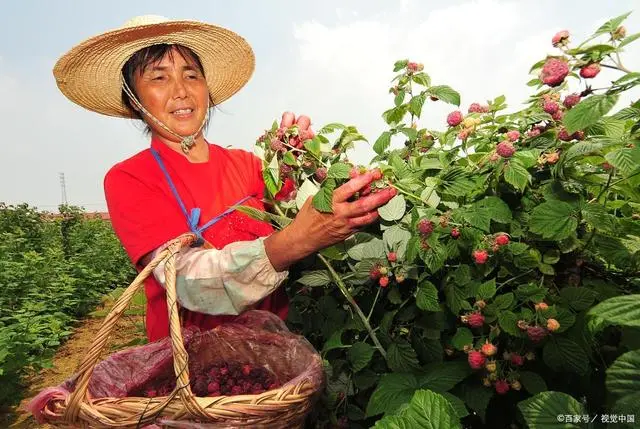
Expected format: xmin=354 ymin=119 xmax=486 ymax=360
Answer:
xmin=122 ymin=76 xmax=209 ymax=154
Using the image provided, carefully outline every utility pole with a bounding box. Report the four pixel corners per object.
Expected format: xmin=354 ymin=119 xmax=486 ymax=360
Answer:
xmin=59 ymin=172 xmax=68 ymax=205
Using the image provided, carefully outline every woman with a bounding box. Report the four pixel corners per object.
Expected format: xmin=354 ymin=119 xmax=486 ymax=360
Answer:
xmin=53 ymin=15 xmax=396 ymax=342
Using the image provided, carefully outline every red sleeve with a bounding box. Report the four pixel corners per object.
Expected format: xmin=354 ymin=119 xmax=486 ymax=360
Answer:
xmin=104 ymin=166 xmax=189 ymax=266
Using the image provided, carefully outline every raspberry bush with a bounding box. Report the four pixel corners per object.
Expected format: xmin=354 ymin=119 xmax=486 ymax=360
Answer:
xmin=243 ymin=13 xmax=640 ymax=429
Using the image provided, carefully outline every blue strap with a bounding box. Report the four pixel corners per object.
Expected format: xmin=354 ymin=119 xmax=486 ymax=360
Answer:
xmin=150 ymin=148 xmax=254 ymax=247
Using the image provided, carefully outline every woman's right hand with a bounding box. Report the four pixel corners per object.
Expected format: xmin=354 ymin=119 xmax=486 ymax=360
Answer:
xmin=264 ymin=171 xmax=397 ymax=271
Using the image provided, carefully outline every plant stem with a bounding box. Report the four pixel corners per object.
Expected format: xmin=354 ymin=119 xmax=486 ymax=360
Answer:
xmin=368 ymin=286 xmax=382 ymax=322
xmin=390 ymin=183 xmax=423 ymax=203
xmin=318 ymin=254 xmax=387 ymax=359
xmin=495 ymin=269 xmax=535 ymax=292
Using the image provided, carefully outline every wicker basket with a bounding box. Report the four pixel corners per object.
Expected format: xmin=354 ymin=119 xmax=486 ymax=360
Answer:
xmin=35 ymin=233 xmax=324 ymax=428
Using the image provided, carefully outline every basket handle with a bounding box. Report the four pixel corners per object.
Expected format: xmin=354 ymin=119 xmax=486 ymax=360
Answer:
xmin=64 ymin=233 xmax=206 ymax=422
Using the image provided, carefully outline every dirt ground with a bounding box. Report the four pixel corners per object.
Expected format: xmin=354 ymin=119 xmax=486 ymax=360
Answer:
xmin=2 ymin=291 xmax=146 ymax=428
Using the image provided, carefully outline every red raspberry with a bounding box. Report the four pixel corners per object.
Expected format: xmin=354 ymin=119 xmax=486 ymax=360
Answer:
xmin=208 ymin=382 xmax=220 ymax=393
xmin=543 ymin=101 xmax=559 ymax=114
xmin=552 ymin=30 xmax=570 ymax=47
xmin=458 ymin=128 xmax=472 ymax=141
xmin=527 ymin=325 xmax=548 ymax=343
xmin=580 ymin=63 xmax=601 ymax=79
xmin=602 ymin=162 xmax=613 ymax=170
xmin=558 ymin=128 xmax=572 ymax=141
xmin=473 ymin=249 xmax=489 ymax=264
xmin=506 ymin=130 xmax=520 ymax=142
xmin=496 ymin=141 xmax=516 ymax=158
xmin=551 ymin=110 xmax=564 ymax=121
xmin=495 ymin=379 xmax=510 ymax=395
xmin=481 ymin=342 xmax=497 ymax=356
xmin=220 ymin=367 xmax=229 ymax=376
xmin=563 ymin=93 xmax=581 ymax=108
xmin=270 ymin=138 xmax=285 ymax=152
xmin=231 ymin=385 xmax=243 ymax=395
xmin=146 ymin=389 xmax=157 ymax=398
xmin=573 ymin=130 xmax=585 ymax=141
xmin=387 ymin=252 xmax=397 ymax=262
xmin=451 ymin=228 xmax=460 ymax=239
xmin=495 ymin=234 xmax=510 ymax=246
xmin=379 ymin=276 xmax=390 ymax=288
xmin=407 ymin=62 xmax=420 ymax=73
xmin=527 ymin=128 xmax=541 ymax=138
xmin=242 ymin=364 xmax=251 ymax=377
xmin=468 ymin=103 xmax=489 ymax=113
xmin=468 ymin=351 xmax=486 ymax=369
xmin=417 ymin=219 xmax=435 ymax=236
xmin=540 ymin=58 xmax=569 ymax=87
xmin=314 ymin=167 xmax=328 ymax=182
xmin=467 ymin=312 xmax=485 ymax=328
xmin=369 ymin=267 xmax=381 ymax=280
xmin=510 ymin=353 xmax=525 ymax=366
xmin=447 ymin=111 xmax=463 ymax=127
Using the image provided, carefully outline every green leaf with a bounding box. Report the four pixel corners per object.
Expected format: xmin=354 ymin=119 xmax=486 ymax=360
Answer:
xmin=605 ymin=147 xmax=640 ymax=175
xmin=328 ymin=162 xmax=352 ymax=179
xmin=409 ymin=93 xmax=427 ymax=117
xmin=373 ymin=415 xmax=414 ymax=429
xmin=354 ymin=369 xmax=379 ymax=390
xmin=462 ymin=384 xmax=493 ymax=422
xmin=416 ymin=280 xmax=440 ymax=312
xmin=477 ymin=279 xmax=497 ymax=300
xmin=383 ymin=225 xmax=412 ymax=259
xmin=543 ymin=337 xmax=589 ymax=375
xmin=282 ymin=151 xmax=297 ymax=166
xmin=411 ymin=72 xmax=431 ymax=87
xmin=383 ymin=105 xmax=408 ymax=125
xmin=564 ymin=94 xmax=620 ymax=134
xmin=379 ymin=194 xmax=407 ymax=221
xmin=554 ymin=307 xmax=576 ymax=333
xmin=421 ymin=178 xmax=441 ymax=208
xmin=620 ymin=32 xmax=640 ymax=48
xmin=594 ymin=11 xmax=632 ymax=37
xmin=323 ymin=330 xmax=345 ymax=352
xmin=395 ymin=90 xmax=406 ymax=107
xmin=348 ymin=342 xmax=375 ymax=372
xmin=318 ymin=122 xmax=347 ymax=134
xmin=427 ymin=85 xmax=461 ymax=106
xmin=402 ymin=390 xmax=462 ymax=429
xmin=529 ymin=201 xmax=578 ymax=241
xmin=420 ymin=361 xmax=472 ymax=392
xmin=388 ymin=340 xmax=421 ymax=373
xmin=494 ymin=293 xmax=514 ymax=309
xmin=451 ymin=328 xmax=473 ymax=351
xmin=297 ymin=270 xmax=331 ymax=287
xmin=399 ymin=127 xmax=418 ymax=141
xmin=606 ymin=349 xmax=640 ymax=399
xmin=559 ymin=287 xmax=597 ymax=312
xmin=518 ymin=391 xmax=585 ymax=429
xmin=445 ymin=283 xmax=471 ymax=315
xmin=519 ymin=371 xmax=548 ymax=395
xmin=347 ymin=238 xmax=386 ymax=261
xmin=374 ymin=131 xmax=393 ymax=155
xmin=304 ymin=137 xmax=322 ymax=157
xmin=498 ymin=311 xmax=522 ymax=337
xmin=312 ymin=185 xmax=334 ymax=213
xmin=393 ymin=59 xmax=409 ymax=72
xmin=503 ymin=159 xmax=531 ymax=192
xmin=587 ymin=294 xmax=640 ymax=330
xmin=441 ymin=392 xmax=469 ymax=418
xmin=366 ymin=373 xmax=420 ymax=417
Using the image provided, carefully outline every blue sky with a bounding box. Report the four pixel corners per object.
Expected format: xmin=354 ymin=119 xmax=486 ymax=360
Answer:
xmin=1 ymin=0 xmax=639 ymax=211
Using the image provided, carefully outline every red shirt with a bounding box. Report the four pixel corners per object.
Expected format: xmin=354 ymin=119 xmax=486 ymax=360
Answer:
xmin=104 ymin=137 xmax=289 ymax=342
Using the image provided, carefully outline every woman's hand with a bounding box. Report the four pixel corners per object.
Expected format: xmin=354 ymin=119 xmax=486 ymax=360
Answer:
xmin=264 ymin=171 xmax=396 ymax=271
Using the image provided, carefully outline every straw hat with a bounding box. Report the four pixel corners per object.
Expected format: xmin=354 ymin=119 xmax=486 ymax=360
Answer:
xmin=53 ymin=15 xmax=255 ymax=118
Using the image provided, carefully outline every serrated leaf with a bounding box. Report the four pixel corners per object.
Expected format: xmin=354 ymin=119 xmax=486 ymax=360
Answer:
xmin=554 ymin=307 xmax=576 ymax=333
xmin=594 ymin=11 xmax=632 ymax=37
xmin=494 ymin=293 xmax=514 ymax=309
xmin=395 ymin=90 xmax=406 ymax=107
xmin=312 ymin=185 xmax=334 ymax=213
xmin=518 ymin=391 xmax=585 ymax=428
xmin=529 ymin=201 xmax=578 ymax=240
xmin=606 ymin=349 xmax=640 ymax=400
xmin=393 ymin=59 xmax=409 ymax=71
xmin=427 ymin=85 xmax=460 ymax=106
xmin=543 ymin=337 xmax=589 ymax=375
xmin=605 ymin=147 xmax=640 ymax=175
xmin=354 ymin=369 xmax=379 ymax=390
xmin=564 ymin=94 xmax=620 ymax=134
xmin=409 ymin=93 xmax=427 ymax=117
xmin=559 ymin=287 xmax=597 ymax=311
xmin=619 ymin=32 xmax=640 ymax=48
xmin=462 ymin=383 xmax=493 ymax=422
xmin=347 ymin=238 xmax=386 ymax=261
xmin=412 ymin=72 xmax=431 ymax=87
xmin=421 ymin=179 xmax=441 ymax=208
xmin=388 ymin=340 xmax=421 ymax=373
xmin=416 ymin=280 xmax=440 ymax=312
xmin=366 ymin=373 xmax=420 ymax=417
xmin=379 ymin=194 xmax=407 ymax=221
xmin=403 ymin=390 xmax=462 ymax=429
xmin=441 ymin=392 xmax=469 ymax=418
xmin=420 ymin=361 xmax=472 ymax=392
xmin=282 ymin=151 xmax=297 ymax=166
xmin=323 ymin=330 xmax=345 ymax=352
xmin=477 ymin=279 xmax=496 ymax=300
xmin=318 ymin=122 xmax=347 ymax=134
xmin=383 ymin=225 xmax=412 ymax=259
xmin=297 ymin=270 xmax=331 ymax=287
xmin=498 ymin=311 xmax=521 ymax=337
xmin=451 ymin=327 xmax=473 ymax=350
xmin=374 ymin=131 xmax=393 ymax=155
xmin=587 ymin=294 xmax=640 ymax=331
xmin=504 ymin=160 xmax=531 ymax=192
xmin=383 ymin=105 xmax=408 ymax=126
xmin=348 ymin=342 xmax=375 ymax=372
xmin=519 ymin=371 xmax=548 ymax=395
xmin=328 ymin=162 xmax=352 ymax=179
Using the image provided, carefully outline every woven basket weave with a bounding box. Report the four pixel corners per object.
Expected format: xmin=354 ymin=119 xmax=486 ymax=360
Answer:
xmin=36 ymin=233 xmax=323 ymax=428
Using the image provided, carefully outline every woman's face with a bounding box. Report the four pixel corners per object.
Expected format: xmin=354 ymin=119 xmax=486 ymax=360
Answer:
xmin=132 ymin=47 xmax=210 ymax=141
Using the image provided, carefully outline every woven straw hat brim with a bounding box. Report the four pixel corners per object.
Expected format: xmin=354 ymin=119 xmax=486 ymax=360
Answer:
xmin=53 ymin=20 xmax=255 ymax=118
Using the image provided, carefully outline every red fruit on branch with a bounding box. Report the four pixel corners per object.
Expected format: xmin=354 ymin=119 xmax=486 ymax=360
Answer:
xmin=510 ymin=353 xmax=524 ymax=366
xmin=580 ymin=63 xmax=601 ymax=79
xmin=467 ymin=312 xmax=485 ymax=328
xmin=495 ymin=234 xmax=510 ymax=246
xmin=527 ymin=325 xmax=548 ymax=342
xmin=468 ymin=351 xmax=486 ymax=369
xmin=496 ymin=141 xmax=516 ymax=158
xmin=563 ymin=93 xmax=581 ymax=108
xmin=543 ymin=101 xmax=559 ymax=114
xmin=481 ymin=342 xmax=497 ymax=356
xmin=314 ymin=167 xmax=328 ymax=182
xmin=270 ymin=138 xmax=285 ymax=153
xmin=447 ymin=111 xmax=463 ymax=127
xmin=451 ymin=228 xmax=460 ymax=239
xmin=552 ymin=30 xmax=570 ymax=47
xmin=379 ymin=276 xmax=389 ymax=288
xmin=495 ymin=379 xmax=510 ymax=395
xmin=418 ymin=219 xmax=435 ymax=236
xmin=473 ymin=249 xmax=489 ymax=264
xmin=506 ymin=130 xmax=520 ymax=142
xmin=468 ymin=103 xmax=490 ymax=113
xmin=551 ymin=110 xmax=564 ymax=121
xmin=387 ymin=252 xmax=397 ymax=263
xmin=541 ymin=58 xmax=569 ymax=87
